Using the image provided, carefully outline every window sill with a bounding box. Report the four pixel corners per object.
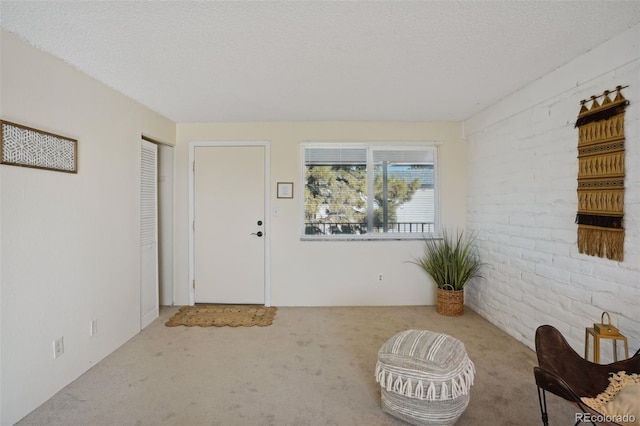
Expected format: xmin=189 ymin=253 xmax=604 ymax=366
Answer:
xmin=300 ymin=234 xmax=433 ymax=242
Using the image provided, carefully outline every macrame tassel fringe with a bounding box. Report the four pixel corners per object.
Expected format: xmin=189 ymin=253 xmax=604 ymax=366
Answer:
xmin=393 ymin=376 xmax=404 ymax=394
xmin=577 ymin=226 xmax=624 ymax=261
xmin=451 ymin=378 xmax=461 ymax=399
xmin=375 ymin=358 xmax=476 ymax=401
xmin=375 ymin=363 xmax=384 ymax=388
xmin=426 ymin=381 xmax=435 ymax=400
xmin=464 ymin=361 xmax=476 ymax=388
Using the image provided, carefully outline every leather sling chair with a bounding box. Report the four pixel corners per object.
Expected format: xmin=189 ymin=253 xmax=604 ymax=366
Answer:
xmin=534 ymin=324 xmax=640 ymax=426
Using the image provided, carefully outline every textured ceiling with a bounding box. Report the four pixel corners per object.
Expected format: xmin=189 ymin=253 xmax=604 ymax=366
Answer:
xmin=1 ymin=1 xmax=640 ymax=123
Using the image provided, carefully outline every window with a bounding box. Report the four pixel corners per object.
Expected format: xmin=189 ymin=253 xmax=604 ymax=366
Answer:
xmin=303 ymin=143 xmax=437 ymax=239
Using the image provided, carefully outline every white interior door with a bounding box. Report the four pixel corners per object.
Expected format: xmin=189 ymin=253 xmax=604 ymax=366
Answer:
xmin=194 ymin=145 xmax=265 ymax=304
xmin=141 ymin=139 xmax=159 ymax=328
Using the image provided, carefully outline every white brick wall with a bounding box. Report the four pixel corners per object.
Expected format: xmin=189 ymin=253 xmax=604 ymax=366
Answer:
xmin=464 ymin=23 xmax=640 ymax=362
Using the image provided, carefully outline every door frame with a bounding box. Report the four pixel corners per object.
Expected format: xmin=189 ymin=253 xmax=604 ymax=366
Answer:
xmin=157 ymin=143 xmax=174 ymax=306
xmin=188 ymin=141 xmax=271 ymax=306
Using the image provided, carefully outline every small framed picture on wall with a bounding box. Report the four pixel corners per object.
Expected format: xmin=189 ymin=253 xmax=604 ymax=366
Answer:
xmin=277 ymin=182 xmax=294 ymax=199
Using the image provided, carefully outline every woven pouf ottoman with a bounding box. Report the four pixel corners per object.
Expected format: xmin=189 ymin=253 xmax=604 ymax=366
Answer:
xmin=375 ymin=330 xmax=475 ymax=426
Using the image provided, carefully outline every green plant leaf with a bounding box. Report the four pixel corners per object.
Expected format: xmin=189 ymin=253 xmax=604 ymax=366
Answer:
xmin=408 ymin=228 xmax=484 ymax=290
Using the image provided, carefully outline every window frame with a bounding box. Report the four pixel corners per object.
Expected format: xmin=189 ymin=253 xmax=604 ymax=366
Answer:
xmin=300 ymin=141 xmax=440 ymax=241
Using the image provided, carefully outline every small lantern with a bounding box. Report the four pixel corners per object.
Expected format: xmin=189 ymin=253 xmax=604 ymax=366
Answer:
xmin=593 ymin=312 xmax=619 ymax=336
xmin=585 ymin=312 xmax=629 ymax=364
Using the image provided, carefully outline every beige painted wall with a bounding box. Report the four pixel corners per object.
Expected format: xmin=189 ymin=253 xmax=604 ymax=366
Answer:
xmin=0 ymin=28 xmax=467 ymax=425
xmin=174 ymin=122 xmax=467 ymax=307
xmin=0 ymin=30 xmax=175 ymax=425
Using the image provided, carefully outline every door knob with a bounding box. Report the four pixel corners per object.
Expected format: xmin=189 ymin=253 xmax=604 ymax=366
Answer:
xmin=250 ymin=231 xmax=263 ymax=237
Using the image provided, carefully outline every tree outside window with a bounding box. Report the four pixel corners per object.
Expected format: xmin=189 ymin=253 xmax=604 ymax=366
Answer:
xmin=303 ymin=144 xmax=436 ymax=237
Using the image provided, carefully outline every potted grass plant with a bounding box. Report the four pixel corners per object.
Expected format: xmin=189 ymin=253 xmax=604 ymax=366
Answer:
xmin=409 ymin=229 xmax=484 ymax=316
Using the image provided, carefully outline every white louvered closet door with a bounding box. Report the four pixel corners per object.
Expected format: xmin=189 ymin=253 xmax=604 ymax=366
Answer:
xmin=140 ymin=139 xmax=159 ymax=329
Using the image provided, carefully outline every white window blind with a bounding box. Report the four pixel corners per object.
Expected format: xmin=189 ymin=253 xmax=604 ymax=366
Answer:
xmin=304 ymin=147 xmax=367 ymax=165
xmin=373 ymin=149 xmax=434 ymax=165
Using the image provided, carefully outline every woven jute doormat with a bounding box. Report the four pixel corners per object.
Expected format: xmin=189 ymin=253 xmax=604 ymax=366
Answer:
xmin=165 ymin=305 xmax=277 ymax=327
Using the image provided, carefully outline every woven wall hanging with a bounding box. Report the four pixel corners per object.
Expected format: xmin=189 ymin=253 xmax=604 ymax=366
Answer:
xmin=575 ymin=85 xmax=629 ymax=261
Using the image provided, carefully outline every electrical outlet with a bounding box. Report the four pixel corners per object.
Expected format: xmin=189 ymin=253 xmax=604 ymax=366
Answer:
xmin=53 ymin=337 xmax=64 ymax=358
xmin=90 ymin=319 xmax=98 ymax=337
xmin=378 ymin=273 xmax=384 ymax=282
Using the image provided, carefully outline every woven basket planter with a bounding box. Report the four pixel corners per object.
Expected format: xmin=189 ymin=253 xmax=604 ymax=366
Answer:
xmin=436 ymin=288 xmax=464 ymax=316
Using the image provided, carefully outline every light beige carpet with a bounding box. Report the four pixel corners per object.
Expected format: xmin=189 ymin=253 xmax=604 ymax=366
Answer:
xmin=165 ymin=304 xmax=277 ymax=327
xmin=17 ymin=306 xmax=577 ymax=425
